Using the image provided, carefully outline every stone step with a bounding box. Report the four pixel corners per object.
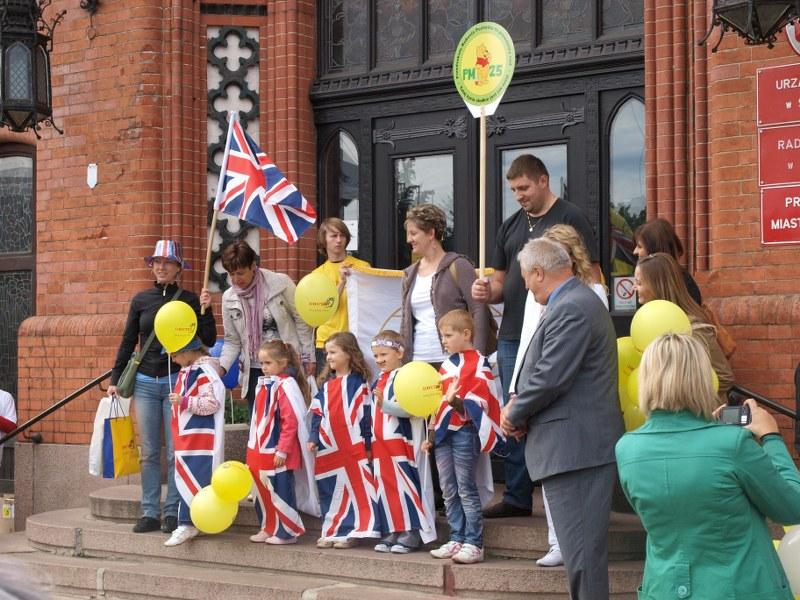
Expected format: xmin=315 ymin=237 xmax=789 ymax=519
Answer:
xmin=1 ymin=537 xmax=462 ymax=600
xmin=26 ymin=508 xmax=643 ymax=598
xmin=89 ymin=484 xmax=646 ymax=561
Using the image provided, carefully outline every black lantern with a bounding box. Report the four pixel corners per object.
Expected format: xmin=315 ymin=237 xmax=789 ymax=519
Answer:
xmin=699 ymin=0 xmax=800 ymax=50
xmin=0 ymin=0 xmax=64 ymax=134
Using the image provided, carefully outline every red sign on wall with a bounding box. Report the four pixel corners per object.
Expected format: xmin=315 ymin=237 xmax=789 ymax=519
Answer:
xmin=758 ymin=123 xmax=800 ymax=186
xmin=757 ymin=64 xmax=800 ymax=127
xmin=761 ymin=186 xmax=800 ymax=244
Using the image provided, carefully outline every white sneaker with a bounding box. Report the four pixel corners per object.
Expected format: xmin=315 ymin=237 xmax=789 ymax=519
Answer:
xmin=430 ymin=541 xmax=462 ymax=559
xmin=265 ymin=535 xmax=297 ymax=545
xmin=451 ymin=543 xmax=484 ymax=564
xmin=164 ymin=525 xmax=199 ymax=547
xmin=536 ymin=546 xmax=564 ymax=567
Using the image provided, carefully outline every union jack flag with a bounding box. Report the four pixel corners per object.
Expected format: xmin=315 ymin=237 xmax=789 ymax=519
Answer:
xmin=247 ymin=376 xmax=306 ymax=538
xmin=171 ymin=363 xmax=225 ymax=523
xmin=435 ymin=349 xmax=505 ymax=453
xmin=213 ymin=112 xmax=316 ymax=244
xmin=371 ymin=370 xmax=434 ymax=537
xmin=310 ymin=374 xmax=378 ymax=540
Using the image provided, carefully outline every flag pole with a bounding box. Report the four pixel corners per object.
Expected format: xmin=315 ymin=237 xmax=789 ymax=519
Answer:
xmin=201 ymin=111 xmax=236 ymax=315
xmin=478 ymin=106 xmax=486 ymax=280
xmin=200 ymin=210 xmax=218 ymax=316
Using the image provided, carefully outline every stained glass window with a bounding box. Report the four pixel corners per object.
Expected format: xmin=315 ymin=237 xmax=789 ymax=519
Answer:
xmin=376 ymin=0 xmax=420 ymax=65
xmin=326 ymin=0 xmax=368 ymax=73
xmin=485 ymin=0 xmax=532 ymax=43
xmin=541 ymin=0 xmax=591 ymax=43
xmin=428 ymin=0 xmax=474 ymax=58
xmin=0 ymin=270 xmax=32 ymax=399
xmin=0 ymin=156 xmax=33 ymax=254
xmin=602 ymin=0 xmax=644 ymax=35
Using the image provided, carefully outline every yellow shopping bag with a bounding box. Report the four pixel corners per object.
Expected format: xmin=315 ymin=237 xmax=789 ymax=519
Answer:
xmin=102 ymin=397 xmax=140 ymax=478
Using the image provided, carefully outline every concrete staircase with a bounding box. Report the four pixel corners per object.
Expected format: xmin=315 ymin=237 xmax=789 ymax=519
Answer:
xmin=6 ymin=485 xmax=646 ymax=599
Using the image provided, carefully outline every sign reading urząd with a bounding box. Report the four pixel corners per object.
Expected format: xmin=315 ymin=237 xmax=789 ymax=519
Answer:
xmin=452 ymin=22 xmax=515 ymax=118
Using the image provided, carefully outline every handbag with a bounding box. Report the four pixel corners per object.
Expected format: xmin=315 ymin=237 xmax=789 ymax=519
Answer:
xmin=115 ymin=287 xmax=183 ymax=398
xmin=101 ymin=395 xmax=140 ymax=478
xmin=705 ymin=305 xmax=737 ymax=359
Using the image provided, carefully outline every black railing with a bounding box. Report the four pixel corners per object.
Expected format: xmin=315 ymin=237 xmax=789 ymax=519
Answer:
xmin=0 ymin=369 xmax=112 ymax=446
xmin=727 ymin=367 xmax=800 ymax=455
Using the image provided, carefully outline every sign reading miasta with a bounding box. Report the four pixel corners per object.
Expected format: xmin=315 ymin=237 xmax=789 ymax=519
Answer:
xmin=761 ymin=186 xmax=800 ymax=244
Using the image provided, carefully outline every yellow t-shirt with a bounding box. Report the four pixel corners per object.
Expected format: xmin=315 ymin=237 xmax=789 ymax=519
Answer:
xmin=313 ymin=255 xmax=370 ymax=347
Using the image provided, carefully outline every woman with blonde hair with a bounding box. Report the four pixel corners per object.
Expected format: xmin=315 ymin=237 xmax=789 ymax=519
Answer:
xmin=633 ymin=252 xmax=733 ymax=396
xmin=616 ymin=333 xmax=800 ymax=599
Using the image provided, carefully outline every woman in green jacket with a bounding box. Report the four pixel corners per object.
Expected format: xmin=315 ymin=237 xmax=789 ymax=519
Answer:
xmin=616 ymin=333 xmax=800 ymax=599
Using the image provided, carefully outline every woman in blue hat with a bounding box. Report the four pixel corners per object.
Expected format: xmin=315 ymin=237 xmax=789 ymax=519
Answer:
xmin=109 ymin=240 xmax=217 ymax=535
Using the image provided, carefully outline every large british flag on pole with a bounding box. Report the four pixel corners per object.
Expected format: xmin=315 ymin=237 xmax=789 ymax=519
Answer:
xmin=213 ymin=112 xmax=316 ymax=244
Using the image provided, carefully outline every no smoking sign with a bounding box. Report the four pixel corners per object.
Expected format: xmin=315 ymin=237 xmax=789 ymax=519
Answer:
xmin=613 ymin=276 xmax=637 ymax=311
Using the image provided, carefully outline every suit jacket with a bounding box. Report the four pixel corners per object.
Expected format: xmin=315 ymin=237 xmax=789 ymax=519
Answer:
xmin=507 ymin=277 xmax=623 ymax=481
xmin=616 ymin=411 xmax=800 ymax=599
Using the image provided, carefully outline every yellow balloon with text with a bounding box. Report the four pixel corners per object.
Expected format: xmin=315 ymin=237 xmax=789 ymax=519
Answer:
xmin=295 ymin=273 xmax=339 ymax=327
xmin=154 ymin=300 xmax=198 ymax=353
xmin=630 ymin=300 xmax=692 ymax=352
xmin=190 ymin=485 xmax=238 ymax=534
xmin=394 ymin=361 xmax=443 ymax=418
xmin=211 ymin=460 xmax=253 ymax=504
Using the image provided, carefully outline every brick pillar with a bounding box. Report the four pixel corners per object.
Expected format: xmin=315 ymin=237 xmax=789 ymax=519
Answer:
xmin=648 ymin=0 xmax=800 ymax=443
xmin=260 ymin=0 xmax=318 ymax=282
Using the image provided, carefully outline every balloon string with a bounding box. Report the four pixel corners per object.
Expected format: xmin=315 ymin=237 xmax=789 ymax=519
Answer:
xmin=168 ymin=354 xmax=172 ymax=383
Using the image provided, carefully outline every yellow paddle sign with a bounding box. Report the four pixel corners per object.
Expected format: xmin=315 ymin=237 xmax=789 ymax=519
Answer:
xmin=453 ymin=22 xmax=515 ymax=117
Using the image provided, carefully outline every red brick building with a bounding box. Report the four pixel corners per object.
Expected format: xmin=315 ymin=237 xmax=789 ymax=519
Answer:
xmin=2 ymin=0 xmax=799 ymax=502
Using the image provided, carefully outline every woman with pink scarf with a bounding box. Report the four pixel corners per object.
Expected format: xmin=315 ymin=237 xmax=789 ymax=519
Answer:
xmin=219 ymin=240 xmax=315 ymax=417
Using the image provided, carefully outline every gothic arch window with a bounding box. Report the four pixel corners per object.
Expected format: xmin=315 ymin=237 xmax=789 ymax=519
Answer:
xmin=608 ymin=96 xmax=645 ymax=284
xmin=322 ymin=129 xmax=362 ymax=253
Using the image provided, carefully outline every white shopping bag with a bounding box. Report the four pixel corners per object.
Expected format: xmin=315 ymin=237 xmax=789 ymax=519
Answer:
xmin=89 ymin=395 xmax=131 ymax=476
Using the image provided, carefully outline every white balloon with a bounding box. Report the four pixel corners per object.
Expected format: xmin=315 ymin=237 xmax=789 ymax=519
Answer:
xmin=777 ymin=526 xmax=800 ymax=593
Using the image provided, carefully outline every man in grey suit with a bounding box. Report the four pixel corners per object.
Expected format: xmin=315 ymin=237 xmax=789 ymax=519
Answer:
xmin=501 ymin=237 xmax=623 ymax=600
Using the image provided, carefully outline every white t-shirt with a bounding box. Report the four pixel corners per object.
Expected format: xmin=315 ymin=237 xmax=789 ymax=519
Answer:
xmin=0 ymin=390 xmax=17 ymax=468
xmin=509 ymin=283 xmax=608 ymax=396
xmin=410 ymin=273 xmax=448 ymax=363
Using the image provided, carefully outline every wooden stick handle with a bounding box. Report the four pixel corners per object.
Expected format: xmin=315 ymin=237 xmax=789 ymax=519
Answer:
xmin=479 ymin=108 xmax=486 ymax=279
xmin=200 ymin=210 xmax=219 ymax=315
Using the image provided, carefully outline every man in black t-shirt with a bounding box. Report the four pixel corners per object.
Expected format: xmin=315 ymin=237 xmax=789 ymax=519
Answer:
xmin=472 ymin=154 xmax=599 ymax=520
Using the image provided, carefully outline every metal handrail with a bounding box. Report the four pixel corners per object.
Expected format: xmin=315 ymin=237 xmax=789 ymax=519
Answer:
xmin=727 ymin=384 xmax=797 ymax=420
xmin=0 ymin=369 xmax=112 ymax=446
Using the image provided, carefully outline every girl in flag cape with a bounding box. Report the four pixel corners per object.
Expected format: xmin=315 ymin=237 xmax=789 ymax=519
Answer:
xmin=308 ymin=332 xmax=378 ymax=548
xmin=247 ymin=340 xmax=319 ymax=544
xmin=425 ymin=309 xmax=504 ymax=565
xmin=164 ymin=337 xmax=225 ymax=547
xmin=369 ymin=330 xmax=436 ymax=554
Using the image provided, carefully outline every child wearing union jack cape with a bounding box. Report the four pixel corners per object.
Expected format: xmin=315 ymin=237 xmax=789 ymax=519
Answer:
xmin=425 ymin=309 xmax=504 ymax=565
xmin=369 ymin=330 xmax=436 ymax=554
xmin=308 ymin=332 xmax=379 ymax=548
xmin=247 ymin=340 xmax=319 ymax=545
xmin=164 ymin=337 xmax=225 ymax=547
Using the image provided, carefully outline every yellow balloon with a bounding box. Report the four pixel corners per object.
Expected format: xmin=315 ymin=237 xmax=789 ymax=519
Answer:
xmin=211 ymin=460 xmax=253 ymax=503
xmin=627 ymin=367 xmax=640 ymax=409
xmin=154 ymin=300 xmax=198 ymax=353
xmin=394 ymin=361 xmax=443 ymax=418
xmin=617 ymin=336 xmax=642 ymax=379
xmin=190 ymin=485 xmax=238 ymax=534
xmin=712 ymin=369 xmax=719 ymax=393
xmin=294 ymin=273 xmax=339 ymax=327
xmin=630 ymin=300 xmax=692 ymax=352
xmin=623 ymin=404 xmax=646 ymax=431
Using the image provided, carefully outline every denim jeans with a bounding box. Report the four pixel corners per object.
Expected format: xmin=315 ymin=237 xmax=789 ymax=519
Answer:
xmin=436 ymin=425 xmax=483 ymax=547
xmin=496 ymin=338 xmax=534 ymax=510
xmin=134 ymin=371 xmax=179 ymax=519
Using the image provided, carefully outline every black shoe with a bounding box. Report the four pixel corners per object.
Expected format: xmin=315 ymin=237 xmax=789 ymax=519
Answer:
xmin=132 ymin=516 xmax=161 ymax=533
xmin=482 ymin=501 xmax=532 ymax=519
xmin=161 ymin=515 xmax=178 ymax=533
